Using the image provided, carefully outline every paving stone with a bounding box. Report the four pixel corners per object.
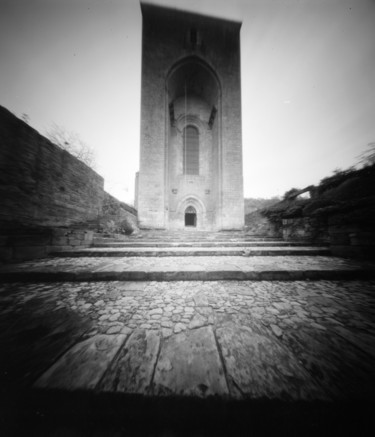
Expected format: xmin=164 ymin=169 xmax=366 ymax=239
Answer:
xmin=270 ymin=324 xmax=283 ymax=337
xmin=188 ymin=314 xmax=207 ymax=329
xmin=174 ymin=323 xmax=186 ymax=333
xmin=149 ymin=308 xmax=163 ymax=315
xmin=99 ymin=329 xmax=160 ymax=394
xmin=107 ymin=325 xmax=122 ymax=334
xmin=34 ymin=334 xmax=126 ymax=390
xmin=1 ymin=279 xmax=375 ymax=402
xmin=193 ymin=294 xmax=209 ymax=306
xmin=161 ymin=321 xmax=172 ymax=328
xmin=164 ymin=305 xmax=175 ymax=312
xmin=281 ymin=326 xmax=375 ymax=399
xmin=216 ymin=323 xmax=324 ymax=400
xmin=153 ymin=326 xmax=228 ymax=396
xmin=161 ymin=328 xmax=173 ymax=338
xmin=121 ymin=326 xmax=133 ymax=335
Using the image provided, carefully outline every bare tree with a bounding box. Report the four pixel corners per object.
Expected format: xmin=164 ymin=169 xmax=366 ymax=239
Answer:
xmin=21 ymin=113 xmax=30 ymax=124
xmin=45 ymin=123 xmax=97 ymax=169
xmin=357 ymin=142 xmax=375 ymax=167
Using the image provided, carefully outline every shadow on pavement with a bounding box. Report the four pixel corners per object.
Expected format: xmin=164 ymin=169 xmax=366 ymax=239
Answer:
xmin=2 ymin=388 xmax=375 ymax=437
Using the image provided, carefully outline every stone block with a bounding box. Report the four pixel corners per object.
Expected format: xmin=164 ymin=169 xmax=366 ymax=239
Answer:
xmin=153 ymin=326 xmax=228 ymax=396
xmin=216 ymin=322 xmax=323 ymax=400
xmin=34 ymin=334 xmax=126 ymax=390
xmin=99 ymin=329 xmax=159 ymax=394
xmin=51 ymin=237 xmax=69 ymax=246
xmin=68 ymin=239 xmax=83 ymax=246
xmin=12 ymin=245 xmax=48 ymax=261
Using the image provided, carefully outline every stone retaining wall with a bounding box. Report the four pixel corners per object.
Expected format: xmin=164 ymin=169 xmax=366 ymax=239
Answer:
xmin=0 ymin=106 xmax=104 ymax=230
xmin=247 ymin=209 xmax=374 ymax=258
xmin=0 ymin=106 xmax=108 ymax=261
xmin=282 ymin=217 xmax=330 ymax=243
xmin=0 ymin=228 xmax=95 ymax=261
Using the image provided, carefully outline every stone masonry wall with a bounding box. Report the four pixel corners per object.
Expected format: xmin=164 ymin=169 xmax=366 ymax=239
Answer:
xmin=0 ymin=106 xmax=105 ymax=261
xmin=138 ymin=4 xmax=244 ymax=230
xmin=247 ymin=206 xmax=375 ymax=259
xmin=0 ymin=106 xmax=104 ymax=229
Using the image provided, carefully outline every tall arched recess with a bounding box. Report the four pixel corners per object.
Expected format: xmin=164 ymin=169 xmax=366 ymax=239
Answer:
xmin=166 ymin=57 xmax=222 ymax=230
xmin=138 ymin=3 xmax=244 ymax=231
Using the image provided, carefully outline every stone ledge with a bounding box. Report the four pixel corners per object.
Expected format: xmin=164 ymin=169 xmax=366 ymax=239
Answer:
xmin=1 ymin=270 xmax=374 ymax=282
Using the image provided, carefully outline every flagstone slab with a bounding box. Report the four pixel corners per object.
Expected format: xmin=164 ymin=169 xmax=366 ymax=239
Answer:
xmin=280 ymin=326 xmax=375 ymax=400
xmin=153 ymin=326 xmax=228 ymax=397
xmin=215 ymin=322 xmax=325 ymax=400
xmin=99 ymin=329 xmax=160 ymax=394
xmin=34 ymin=334 xmax=126 ymax=390
xmin=0 ymin=294 xmax=91 ymax=386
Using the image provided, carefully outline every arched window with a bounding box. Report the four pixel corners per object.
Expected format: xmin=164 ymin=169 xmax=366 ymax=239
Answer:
xmin=183 ymin=126 xmax=199 ymax=175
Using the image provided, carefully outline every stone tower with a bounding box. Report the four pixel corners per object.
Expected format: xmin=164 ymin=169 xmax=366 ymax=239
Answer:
xmin=137 ymin=3 xmax=244 ymax=230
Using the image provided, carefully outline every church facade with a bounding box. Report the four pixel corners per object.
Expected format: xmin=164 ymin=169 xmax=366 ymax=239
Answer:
xmin=137 ymin=3 xmax=244 ymax=230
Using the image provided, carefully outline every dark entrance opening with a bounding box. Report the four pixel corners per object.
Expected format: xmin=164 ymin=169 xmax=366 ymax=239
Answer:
xmin=185 ymin=206 xmax=197 ymax=227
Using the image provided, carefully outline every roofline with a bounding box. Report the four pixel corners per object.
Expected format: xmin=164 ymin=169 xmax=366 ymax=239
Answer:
xmin=140 ymin=1 xmax=242 ymax=28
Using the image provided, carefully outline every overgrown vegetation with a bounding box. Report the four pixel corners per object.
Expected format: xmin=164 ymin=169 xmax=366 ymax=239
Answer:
xmin=244 ymin=197 xmax=280 ymax=214
xmin=45 ymin=123 xmax=97 ymax=169
xmin=99 ymin=192 xmax=138 ymax=235
xmin=259 ymin=162 xmax=375 ymax=226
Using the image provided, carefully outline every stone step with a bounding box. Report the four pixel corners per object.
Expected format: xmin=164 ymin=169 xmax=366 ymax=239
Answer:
xmin=94 ymin=237 xmax=283 ymax=243
xmin=1 ymin=255 xmax=374 ymax=282
xmin=51 ymin=246 xmax=331 ymax=257
xmin=93 ymin=232 xmax=279 ymax=242
xmin=91 ymin=240 xmax=322 ymax=248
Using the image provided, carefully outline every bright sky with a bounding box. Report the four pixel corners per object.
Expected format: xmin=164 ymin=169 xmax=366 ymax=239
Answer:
xmin=1 ymin=0 xmax=375 ymax=205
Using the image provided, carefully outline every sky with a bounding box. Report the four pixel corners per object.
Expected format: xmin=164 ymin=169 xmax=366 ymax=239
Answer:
xmin=1 ymin=0 xmax=375 ymax=205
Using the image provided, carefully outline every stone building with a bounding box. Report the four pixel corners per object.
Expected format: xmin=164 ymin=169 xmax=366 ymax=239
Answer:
xmin=137 ymin=3 xmax=244 ymax=230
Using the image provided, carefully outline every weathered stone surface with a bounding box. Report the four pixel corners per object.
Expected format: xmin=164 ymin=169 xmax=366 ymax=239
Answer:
xmin=153 ymin=326 xmax=228 ymax=396
xmin=215 ymin=322 xmax=323 ymax=400
xmin=188 ymin=313 xmax=207 ymax=329
xmin=2 ymin=255 xmax=374 ymax=282
xmin=0 ymin=294 xmax=91 ymax=387
xmin=2 ymin=279 xmax=375 ymax=402
xmin=0 ymin=106 xmax=104 ymax=244
xmin=34 ymin=334 xmax=126 ymax=390
xmin=281 ymin=326 xmax=375 ymax=400
xmin=138 ymin=4 xmax=244 ymax=230
xmin=174 ymin=322 xmax=186 ymax=333
xmin=99 ymin=329 xmax=160 ymax=394
xmin=270 ymin=324 xmax=283 ymax=338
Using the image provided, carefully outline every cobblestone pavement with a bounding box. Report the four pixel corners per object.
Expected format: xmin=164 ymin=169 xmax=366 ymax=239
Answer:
xmin=1 ymin=280 xmax=375 ymax=401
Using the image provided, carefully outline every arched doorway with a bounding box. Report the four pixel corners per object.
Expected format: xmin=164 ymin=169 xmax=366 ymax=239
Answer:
xmin=185 ymin=206 xmax=197 ymax=227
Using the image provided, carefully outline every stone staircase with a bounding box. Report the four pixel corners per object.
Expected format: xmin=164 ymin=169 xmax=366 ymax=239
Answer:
xmin=2 ymin=229 xmax=374 ymax=282
xmin=53 ymin=230 xmax=331 ymax=258
xmin=2 ymin=229 xmax=375 ymax=435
